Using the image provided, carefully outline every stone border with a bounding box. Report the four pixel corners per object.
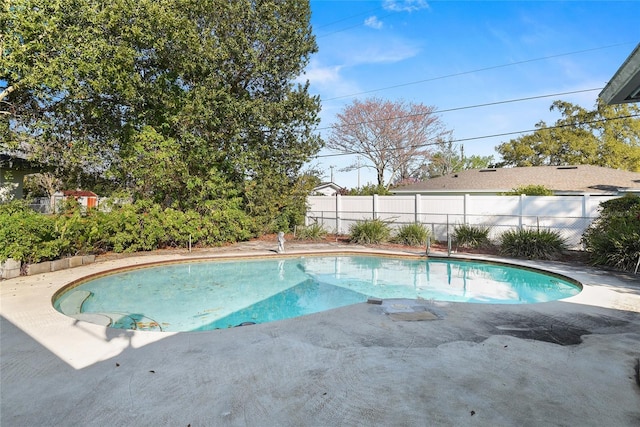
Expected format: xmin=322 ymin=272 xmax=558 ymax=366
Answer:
xmin=0 ymin=255 xmax=96 ymax=279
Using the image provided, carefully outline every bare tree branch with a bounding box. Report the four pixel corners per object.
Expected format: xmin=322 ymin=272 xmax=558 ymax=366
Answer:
xmin=327 ymin=97 xmax=451 ymax=187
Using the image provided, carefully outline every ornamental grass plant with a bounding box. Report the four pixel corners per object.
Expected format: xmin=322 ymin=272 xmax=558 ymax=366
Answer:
xmin=452 ymin=224 xmax=491 ymax=249
xmin=393 ymin=223 xmax=430 ymax=247
xmin=349 ymin=218 xmax=392 ymax=245
xmin=499 ymin=228 xmax=567 ymax=260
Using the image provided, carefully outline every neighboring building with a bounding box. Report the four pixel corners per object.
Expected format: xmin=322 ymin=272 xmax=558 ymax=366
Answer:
xmin=312 ymin=182 xmax=343 ymax=196
xmin=53 ymin=190 xmax=99 ymax=210
xmin=0 ymin=154 xmax=43 ymax=199
xmin=392 ymin=165 xmax=640 ymax=196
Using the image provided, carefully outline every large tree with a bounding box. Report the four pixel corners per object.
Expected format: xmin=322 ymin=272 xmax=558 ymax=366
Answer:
xmin=496 ymin=100 xmax=640 ymax=171
xmin=2 ymin=0 xmax=321 ymax=227
xmin=327 ymin=97 xmax=451 ymax=188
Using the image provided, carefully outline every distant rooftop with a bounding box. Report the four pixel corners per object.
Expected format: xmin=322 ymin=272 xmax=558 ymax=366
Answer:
xmin=393 ymin=165 xmax=640 ymax=195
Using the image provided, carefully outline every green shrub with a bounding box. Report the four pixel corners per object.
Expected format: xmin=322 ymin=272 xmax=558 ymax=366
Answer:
xmin=296 ymin=223 xmax=328 ymax=241
xmin=347 ymin=184 xmax=391 ymax=196
xmin=453 ymin=224 xmax=491 ymax=249
xmin=582 ymin=194 xmax=640 ymax=272
xmin=201 ymin=208 xmax=254 ymax=245
xmin=0 ymin=201 xmax=60 ymax=263
xmin=54 ymin=205 xmax=105 ymax=256
xmin=501 ymin=185 xmax=553 ymax=196
xmin=499 ymin=228 xmax=567 ymax=260
xmin=349 ymin=218 xmax=391 ymax=244
xmin=0 ymin=199 xmax=257 ymax=263
xmin=394 ymin=223 xmax=430 ymax=246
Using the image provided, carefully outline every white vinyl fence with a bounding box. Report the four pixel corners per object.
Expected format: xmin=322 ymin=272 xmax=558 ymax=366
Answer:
xmin=305 ymin=194 xmax=619 ymax=249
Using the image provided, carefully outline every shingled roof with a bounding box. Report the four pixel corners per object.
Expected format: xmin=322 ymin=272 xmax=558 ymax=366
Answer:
xmin=392 ymin=165 xmax=640 ymax=195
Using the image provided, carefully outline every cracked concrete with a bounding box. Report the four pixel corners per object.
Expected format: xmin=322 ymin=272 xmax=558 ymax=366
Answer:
xmin=1 ymin=241 xmax=640 ymax=426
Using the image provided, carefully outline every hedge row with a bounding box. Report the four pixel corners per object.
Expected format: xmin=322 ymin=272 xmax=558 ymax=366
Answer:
xmin=0 ymin=200 xmax=254 ymax=264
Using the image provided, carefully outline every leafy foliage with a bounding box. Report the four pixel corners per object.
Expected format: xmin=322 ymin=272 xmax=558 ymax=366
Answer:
xmin=496 ymin=100 xmax=640 ymax=171
xmin=394 ymin=223 xmax=430 ymax=246
xmin=424 ymin=139 xmax=494 ymax=179
xmin=2 ymin=0 xmax=321 ymax=228
xmin=0 ymin=200 xmax=254 ymax=263
xmin=501 ymin=185 xmax=554 ymax=196
xmin=582 ymin=195 xmax=640 ymax=272
xmin=349 ymin=219 xmax=392 ymax=245
xmin=499 ymin=228 xmax=567 ymax=260
xmin=346 ymin=184 xmax=391 ymax=195
xmin=453 ymin=224 xmax=491 ymax=249
xmin=0 ymin=201 xmax=60 ymax=263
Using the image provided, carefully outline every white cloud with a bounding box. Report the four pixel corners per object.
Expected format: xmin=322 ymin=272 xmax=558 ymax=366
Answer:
xmin=300 ymin=63 xmax=344 ymax=86
xmin=383 ymin=0 xmax=429 ymax=12
xmin=364 ymin=16 xmax=384 ymax=30
xmin=350 ymin=39 xmax=420 ymax=64
xmin=298 ymin=60 xmax=361 ymax=99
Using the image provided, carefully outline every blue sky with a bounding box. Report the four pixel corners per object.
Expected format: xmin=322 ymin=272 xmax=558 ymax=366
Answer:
xmin=304 ymin=0 xmax=640 ymax=188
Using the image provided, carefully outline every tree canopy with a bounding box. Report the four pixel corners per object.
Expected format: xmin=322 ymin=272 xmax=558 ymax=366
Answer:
xmin=327 ymin=97 xmax=451 ymax=188
xmin=424 ymin=140 xmax=494 ymax=179
xmin=495 ymin=100 xmax=640 ymax=171
xmin=1 ymin=0 xmax=321 ymax=229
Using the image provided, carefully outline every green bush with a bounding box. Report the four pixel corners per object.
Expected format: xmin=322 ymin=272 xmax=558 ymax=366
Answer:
xmin=453 ymin=224 xmax=491 ymax=249
xmin=394 ymin=223 xmax=430 ymax=246
xmin=501 ymin=185 xmax=553 ymax=196
xmin=0 ymin=201 xmax=60 ymax=263
xmin=349 ymin=219 xmax=391 ymax=244
xmin=582 ymin=194 xmax=640 ymax=272
xmin=54 ymin=205 xmax=105 ymax=256
xmin=0 ymin=199 xmax=256 ymax=263
xmin=295 ymin=223 xmax=328 ymax=241
xmin=347 ymin=184 xmax=391 ymax=196
xmin=499 ymin=228 xmax=567 ymax=260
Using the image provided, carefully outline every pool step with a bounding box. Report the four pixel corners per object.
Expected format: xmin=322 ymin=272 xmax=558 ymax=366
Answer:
xmin=59 ymin=290 xmax=91 ymax=315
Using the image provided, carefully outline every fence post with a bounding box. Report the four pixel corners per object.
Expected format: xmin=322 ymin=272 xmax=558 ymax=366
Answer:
xmin=415 ymin=194 xmax=421 ymax=223
xmin=519 ymin=194 xmax=526 ymax=230
xmin=336 ymin=194 xmax=342 ymax=234
xmin=373 ymin=194 xmax=378 ymax=220
xmin=464 ymin=193 xmax=470 ymax=224
xmin=582 ymin=193 xmax=590 ymax=218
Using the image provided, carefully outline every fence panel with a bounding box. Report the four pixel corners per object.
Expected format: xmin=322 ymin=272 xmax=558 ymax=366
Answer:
xmin=376 ymin=196 xmax=416 ymax=225
xmin=306 ymin=193 xmax=621 ymax=249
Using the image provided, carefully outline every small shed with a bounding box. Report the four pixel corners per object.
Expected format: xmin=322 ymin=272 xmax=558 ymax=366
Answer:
xmin=53 ymin=190 xmax=99 ymax=210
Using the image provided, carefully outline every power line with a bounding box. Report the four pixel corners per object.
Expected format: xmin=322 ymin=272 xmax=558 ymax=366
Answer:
xmin=318 ymin=88 xmax=603 ymax=131
xmin=316 ymin=11 xmax=396 ymax=38
xmin=314 ymin=6 xmax=384 ymax=30
xmin=322 ymin=42 xmax=634 ymax=101
xmin=313 ymin=113 xmax=640 ymax=159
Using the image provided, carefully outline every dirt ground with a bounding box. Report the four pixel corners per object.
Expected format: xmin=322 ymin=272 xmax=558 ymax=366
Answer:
xmin=94 ymin=233 xmax=592 ymax=269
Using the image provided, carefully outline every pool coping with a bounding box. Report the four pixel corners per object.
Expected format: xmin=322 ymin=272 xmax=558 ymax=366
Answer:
xmin=2 ymin=242 xmax=640 ymax=426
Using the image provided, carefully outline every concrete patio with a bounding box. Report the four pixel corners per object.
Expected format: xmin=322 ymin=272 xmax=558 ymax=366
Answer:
xmin=1 ymin=241 xmax=639 ymax=426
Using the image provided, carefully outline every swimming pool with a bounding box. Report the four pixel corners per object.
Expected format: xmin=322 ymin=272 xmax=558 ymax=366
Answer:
xmin=53 ymin=255 xmax=581 ymax=332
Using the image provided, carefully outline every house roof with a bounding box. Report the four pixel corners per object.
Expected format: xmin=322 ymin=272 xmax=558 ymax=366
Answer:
xmin=61 ymin=190 xmax=98 ymax=197
xmin=313 ymin=182 xmax=343 ymax=191
xmin=392 ymin=165 xmax=640 ymax=195
xmin=599 ymin=43 xmax=640 ymax=105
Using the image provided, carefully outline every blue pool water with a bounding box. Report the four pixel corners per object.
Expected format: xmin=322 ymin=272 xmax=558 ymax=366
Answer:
xmin=53 ymin=255 xmax=581 ymax=332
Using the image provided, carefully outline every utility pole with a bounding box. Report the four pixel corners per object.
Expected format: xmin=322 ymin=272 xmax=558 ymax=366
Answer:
xmin=330 ymin=165 xmax=335 ymax=183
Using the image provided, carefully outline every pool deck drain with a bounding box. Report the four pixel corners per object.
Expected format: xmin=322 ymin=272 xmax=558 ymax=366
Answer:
xmin=2 ymin=241 xmax=640 ymax=426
